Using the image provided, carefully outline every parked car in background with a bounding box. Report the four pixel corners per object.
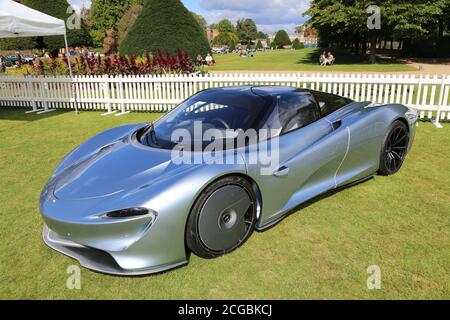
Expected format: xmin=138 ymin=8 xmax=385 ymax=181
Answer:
xmin=6 ymin=55 xmax=18 ymax=65
xmin=22 ymin=56 xmax=34 ymax=63
xmin=212 ymin=47 xmax=228 ymax=54
xmin=3 ymin=55 xmax=18 ymax=67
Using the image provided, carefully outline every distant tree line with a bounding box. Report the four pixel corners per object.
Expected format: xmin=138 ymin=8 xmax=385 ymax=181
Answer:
xmin=210 ymin=19 xmax=310 ymax=51
xmin=210 ymin=18 xmax=264 ymax=48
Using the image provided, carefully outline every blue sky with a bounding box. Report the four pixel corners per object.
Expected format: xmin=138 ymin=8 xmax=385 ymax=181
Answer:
xmin=68 ymin=0 xmax=310 ymax=34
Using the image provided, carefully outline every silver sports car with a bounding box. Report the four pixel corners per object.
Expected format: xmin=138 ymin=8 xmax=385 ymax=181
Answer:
xmin=40 ymin=86 xmax=417 ymax=275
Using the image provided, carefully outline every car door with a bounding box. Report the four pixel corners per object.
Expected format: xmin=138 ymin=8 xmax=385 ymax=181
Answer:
xmin=312 ymin=90 xmax=380 ymax=187
xmin=326 ymin=103 xmax=385 ymax=187
xmin=246 ymin=91 xmax=349 ymax=228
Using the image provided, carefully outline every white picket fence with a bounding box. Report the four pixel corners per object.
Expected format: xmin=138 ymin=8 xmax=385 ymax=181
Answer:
xmin=0 ymin=73 xmax=449 ymax=123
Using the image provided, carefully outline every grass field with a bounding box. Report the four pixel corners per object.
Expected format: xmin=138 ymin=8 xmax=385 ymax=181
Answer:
xmin=0 ymin=108 xmax=448 ymax=299
xmin=210 ymin=48 xmax=417 ymax=72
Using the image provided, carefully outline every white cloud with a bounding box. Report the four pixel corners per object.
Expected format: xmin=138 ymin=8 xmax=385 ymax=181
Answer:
xmin=198 ymin=0 xmax=310 ymax=33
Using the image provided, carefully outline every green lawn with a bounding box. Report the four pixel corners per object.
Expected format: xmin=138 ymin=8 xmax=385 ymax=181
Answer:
xmin=0 ymin=108 xmax=448 ymax=299
xmin=210 ymin=48 xmax=417 ymax=72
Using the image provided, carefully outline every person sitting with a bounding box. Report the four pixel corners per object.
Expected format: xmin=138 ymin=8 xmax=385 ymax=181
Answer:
xmin=320 ymin=51 xmax=327 ymax=66
xmin=205 ymin=53 xmax=214 ymax=66
xmin=327 ymin=52 xmax=335 ymax=65
xmin=196 ymin=54 xmax=204 ymax=66
xmin=320 ymin=51 xmax=335 ymax=66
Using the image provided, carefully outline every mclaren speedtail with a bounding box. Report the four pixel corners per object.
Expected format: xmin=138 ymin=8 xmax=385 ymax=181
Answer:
xmin=40 ymin=86 xmax=417 ymax=275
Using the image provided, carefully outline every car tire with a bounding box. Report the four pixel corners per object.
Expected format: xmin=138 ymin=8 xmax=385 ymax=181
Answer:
xmin=186 ymin=176 xmax=257 ymax=259
xmin=378 ymin=120 xmax=410 ymax=176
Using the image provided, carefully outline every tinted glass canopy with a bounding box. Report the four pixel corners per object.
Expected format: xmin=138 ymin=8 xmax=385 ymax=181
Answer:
xmin=138 ymin=86 xmax=352 ymax=149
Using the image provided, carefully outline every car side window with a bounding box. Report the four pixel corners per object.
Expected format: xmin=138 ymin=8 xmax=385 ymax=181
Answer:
xmin=263 ymin=93 xmax=320 ymax=138
xmin=312 ymin=91 xmax=353 ymax=117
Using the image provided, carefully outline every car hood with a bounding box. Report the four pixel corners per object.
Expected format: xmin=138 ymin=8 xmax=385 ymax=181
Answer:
xmin=53 ymin=138 xmax=181 ymax=201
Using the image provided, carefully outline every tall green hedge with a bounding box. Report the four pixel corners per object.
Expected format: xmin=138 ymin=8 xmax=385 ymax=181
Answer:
xmin=120 ymin=0 xmax=210 ymax=57
xmin=256 ymin=40 xmax=263 ymax=50
xmin=0 ymin=0 xmax=92 ymax=53
xmin=292 ymin=38 xmax=303 ymax=50
xmin=274 ymin=30 xmax=291 ymax=49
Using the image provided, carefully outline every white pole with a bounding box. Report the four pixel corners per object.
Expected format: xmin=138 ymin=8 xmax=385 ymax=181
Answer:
xmin=64 ymin=32 xmax=78 ymax=114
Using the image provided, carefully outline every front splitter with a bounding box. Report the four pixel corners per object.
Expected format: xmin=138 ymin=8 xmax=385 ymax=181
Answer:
xmin=42 ymin=224 xmax=188 ymax=276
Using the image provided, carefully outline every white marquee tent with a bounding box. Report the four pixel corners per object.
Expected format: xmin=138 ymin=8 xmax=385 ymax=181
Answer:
xmin=0 ymin=0 xmax=77 ymax=113
xmin=0 ymin=0 xmax=66 ymax=38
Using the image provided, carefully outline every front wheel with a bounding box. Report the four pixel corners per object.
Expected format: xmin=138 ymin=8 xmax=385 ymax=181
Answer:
xmin=379 ymin=120 xmax=410 ymax=176
xmin=186 ymin=176 xmax=257 ymax=259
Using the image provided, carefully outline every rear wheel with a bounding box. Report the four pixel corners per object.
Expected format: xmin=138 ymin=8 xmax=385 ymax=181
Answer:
xmin=379 ymin=120 xmax=409 ymax=176
xmin=186 ymin=176 xmax=257 ymax=259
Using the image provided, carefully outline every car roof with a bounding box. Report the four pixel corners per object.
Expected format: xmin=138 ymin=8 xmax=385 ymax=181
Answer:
xmin=204 ymin=85 xmax=311 ymax=98
xmin=251 ymin=86 xmax=311 ymax=96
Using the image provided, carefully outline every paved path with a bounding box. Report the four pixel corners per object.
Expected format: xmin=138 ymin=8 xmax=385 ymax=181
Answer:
xmin=407 ymin=59 xmax=450 ymax=75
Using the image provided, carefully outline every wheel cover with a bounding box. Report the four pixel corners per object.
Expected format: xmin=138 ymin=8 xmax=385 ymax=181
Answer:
xmin=198 ymin=185 xmax=254 ymax=252
xmin=385 ymin=126 xmax=409 ymax=173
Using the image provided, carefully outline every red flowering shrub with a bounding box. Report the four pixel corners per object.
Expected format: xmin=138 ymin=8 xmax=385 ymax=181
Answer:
xmin=31 ymin=49 xmax=195 ymax=77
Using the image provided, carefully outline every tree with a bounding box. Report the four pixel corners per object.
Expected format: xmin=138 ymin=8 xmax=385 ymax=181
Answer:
xmin=216 ymin=19 xmax=236 ymax=34
xmin=80 ymin=6 xmax=91 ymax=26
xmin=256 ymin=31 xmax=267 ymax=39
xmin=118 ymin=2 xmax=144 ymax=44
xmin=304 ymin=27 xmax=318 ymax=38
xmin=0 ymin=37 xmax=38 ymax=51
xmin=228 ymin=41 xmax=236 ymax=52
xmin=292 ymin=38 xmax=303 ymax=50
xmin=256 ymin=40 xmax=263 ymax=50
xmin=103 ymin=29 xmax=118 ymax=54
xmin=212 ymin=19 xmax=238 ymax=47
xmin=305 ymin=0 xmax=448 ymax=62
xmin=90 ymin=0 xmax=133 ymax=47
xmin=236 ymin=18 xmax=258 ymax=44
xmin=211 ymin=19 xmax=238 ymax=47
xmin=69 ymin=22 xmax=94 ymax=48
xmin=212 ymin=33 xmax=239 ymax=47
xmin=120 ymin=0 xmax=210 ymax=57
xmin=295 ymin=25 xmax=305 ymax=34
xmin=0 ymin=0 xmax=92 ymax=53
xmin=273 ymin=30 xmax=291 ymax=48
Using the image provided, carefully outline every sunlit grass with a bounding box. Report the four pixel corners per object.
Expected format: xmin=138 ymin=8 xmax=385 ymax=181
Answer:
xmin=210 ymin=48 xmax=417 ymax=72
xmin=0 ymin=107 xmax=448 ymax=299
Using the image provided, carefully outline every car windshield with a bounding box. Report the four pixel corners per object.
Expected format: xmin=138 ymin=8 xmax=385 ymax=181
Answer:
xmin=139 ymin=88 xmax=273 ymax=149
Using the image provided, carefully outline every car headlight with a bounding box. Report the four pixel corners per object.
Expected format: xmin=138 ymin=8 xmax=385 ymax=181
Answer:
xmin=100 ymin=208 xmax=158 ymax=220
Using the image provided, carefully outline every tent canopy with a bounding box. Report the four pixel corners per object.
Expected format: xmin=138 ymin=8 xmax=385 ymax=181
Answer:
xmin=0 ymin=0 xmax=66 ymax=38
xmin=0 ymin=0 xmax=77 ymax=114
